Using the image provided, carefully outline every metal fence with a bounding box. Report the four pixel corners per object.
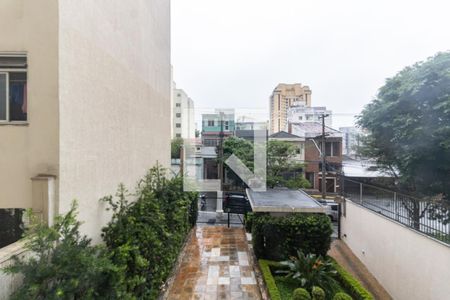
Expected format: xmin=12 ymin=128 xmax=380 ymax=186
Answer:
xmin=342 ymin=177 xmax=450 ymax=244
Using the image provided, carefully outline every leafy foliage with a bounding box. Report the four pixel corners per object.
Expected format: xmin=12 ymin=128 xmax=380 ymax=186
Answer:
xmin=3 ymin=202 xmax=130 ymax=300
xmin=171 ymin=137 xmax=183 ymax=159
xmin=252 ymin=213 xmax=332 ymax=260
xmin=331 ymin=258 xmax=373 ymax=300
xmin=358 ymin=51 xmax=450 ymax=202
xmin=312 ymin=286 xmax=326 ymax=300
xmin=333 ymin=292 xmax=353 ymax=300
xmin=278 ymin=251 xmax=339 ymax=296
xmin=258 ymin=260 xmax=282 ymax=300
xmin=293 ymin=288 xmax=312 ymax=300
xmin=222 ymin=137 xmax=310 ymax=188
xmin=101 ymin=165 xmax=198 ymax=299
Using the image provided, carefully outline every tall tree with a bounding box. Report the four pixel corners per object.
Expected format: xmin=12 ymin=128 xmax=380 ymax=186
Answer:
xmin=221 ymin=137 xmax=309 ymax=189
xmin=358 ymin=51 xmax=450 ymax=225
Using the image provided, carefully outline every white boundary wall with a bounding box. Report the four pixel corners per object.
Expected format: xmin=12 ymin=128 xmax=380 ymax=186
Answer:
xmin=341 ymin=200 xmax=450 ymax=300
xmin=0 ymin=241 xmax=27 ymax=300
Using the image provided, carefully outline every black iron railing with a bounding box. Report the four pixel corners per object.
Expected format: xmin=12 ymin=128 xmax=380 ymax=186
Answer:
xmin=342 ymin=177 xmax=450 ymax=245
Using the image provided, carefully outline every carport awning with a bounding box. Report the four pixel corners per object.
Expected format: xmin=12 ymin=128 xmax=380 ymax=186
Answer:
xmin=246 ymin=188 xmax=325 ymax=213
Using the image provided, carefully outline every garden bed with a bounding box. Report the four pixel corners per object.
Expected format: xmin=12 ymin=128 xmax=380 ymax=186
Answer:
xmin=259 ymin=259 xmax=373 ymax=300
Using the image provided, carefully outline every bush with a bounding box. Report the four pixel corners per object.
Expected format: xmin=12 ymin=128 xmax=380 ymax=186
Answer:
xmin=293 ymin=288 xmax=312 ymax=300
xmin=3 ymin=202 xmax=130 ymax=300
xmin=277 ymin=250 xmax=339 ymax=296
xmin=312 ymin=286 xmax=326 ymax=300
xmin=101 ymin=165 xmax=198 ymax=299
xmin=331 ymin=259 xmax=374 ymax=300
xmin=252 ymin=213 xmax=332 ymax=260
xmin=244 ymin=212 xmax=254 ymax=232
xmin=333 ymin=292 xmax=353 ymax=300
xmin=258 ymin=260 xmax=282 ymax=300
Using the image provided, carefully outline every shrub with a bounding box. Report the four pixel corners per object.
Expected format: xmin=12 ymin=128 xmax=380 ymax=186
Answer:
xmin=312 ymin=286 xmax=326 ymax=300
xmin=331 ymin=259 xmax=373 ymax=300
xmin=333 ymin=292 xmax=353 ymax=300
xmin=244 ymin=212 xmax=254 ymax=232
xmin=293 ymin=288 xmax=312 ymax=300
xmin=259 ymin=260 xmax=282 ymax=300
xmin=252 ymin=213 xmax=332 ymax=260
xmin=3 ymin=202 xmax=130 ymax=300
xmin=277 ymin=250 xmax=339 ymax=296
xmin=101 ymin=165 xmax=198 ymax=299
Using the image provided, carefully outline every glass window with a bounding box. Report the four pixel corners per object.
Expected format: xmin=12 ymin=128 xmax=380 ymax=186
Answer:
xmin=0 ymin=56 xmax=27 ymax=122
xmin=0 ymin=73 xmax=6 ymax=121
xmin=176 ymin=113 xmax=181 ymax=118
xmin=9 ymin=72 xmax=27 ymax=121
xmin=176 ymin=123 xmax=181 ymax=128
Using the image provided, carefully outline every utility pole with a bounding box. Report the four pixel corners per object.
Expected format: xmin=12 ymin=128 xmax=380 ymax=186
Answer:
xmin=216 ymin=111 xmax=224 ymax=214
xmin=319 ymin=114 xmax=329 ymax=199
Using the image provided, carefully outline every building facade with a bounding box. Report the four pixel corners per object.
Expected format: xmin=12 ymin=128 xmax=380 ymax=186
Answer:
xmin=201 ymin=109 xmax=235 ymax=147
xmin=290 ymin=123 xmax=343 ymax=193
xmin=172 ymin=85 xmax=195 ymax=139
xmin=0 ymin=0 xmax=171 ymax=243
xmin=287 ymin=104 xmax=332 ymax=127
xmin=270 ymin=83 xmax=312 ymax=134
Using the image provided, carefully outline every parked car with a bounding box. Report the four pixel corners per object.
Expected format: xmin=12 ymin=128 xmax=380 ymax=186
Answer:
xmin=319 ymin=200 xmax=339 ymax=222
xmin=223 ymin=192 xmax=252 ymax=214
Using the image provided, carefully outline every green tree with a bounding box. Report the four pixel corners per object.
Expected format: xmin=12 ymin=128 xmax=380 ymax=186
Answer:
xmin=358 ymin=51 xmax=450 ymax=224
xmin=4 ymin=201 xmax=129 ymax=300
xmin=221 ymin=137 xmax=310 ymax=189
xmin=171 ymin=137 xmax=183 ymax=159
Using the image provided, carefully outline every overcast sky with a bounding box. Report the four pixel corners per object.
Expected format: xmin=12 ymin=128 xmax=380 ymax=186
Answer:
xmin=171 ymin=0 xmax=450 ymax=128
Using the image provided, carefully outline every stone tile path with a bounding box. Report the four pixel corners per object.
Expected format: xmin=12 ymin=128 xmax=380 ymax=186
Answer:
xmin=166 ymin=226 xmax=262 ymax=300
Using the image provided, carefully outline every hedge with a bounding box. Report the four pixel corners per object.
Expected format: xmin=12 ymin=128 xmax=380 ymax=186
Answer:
xmin=260 ymin=259 xmax=372 ymax=300
xmin=331 ymin=259 xmax=374 ymax=300
xmin=259 ymin=259 xmax=282 ymax=300
xmin=252 ymin=213 xmax=332 ymax=260
xmin=101 ymin=166 xmax=198 ymax=299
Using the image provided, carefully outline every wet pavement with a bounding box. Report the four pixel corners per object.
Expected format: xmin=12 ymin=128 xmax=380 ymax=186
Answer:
xmin=165 ymin=226 xmax=262 ymax=300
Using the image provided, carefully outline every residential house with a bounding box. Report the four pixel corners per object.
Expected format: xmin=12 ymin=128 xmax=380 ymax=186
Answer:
xmin=287 ymin=103 xmax=332 ymax=127
xmin=201 ymin=109 xmax=235 ymax=146
xmin=290 ymin=122 xmax=343 ymax=193
xmin=0 ymin=0 xmax=171 ymax=245
xmin=235 ymin=121 xmax=268 ymax=141
xmin=268 ymin=131 xmax=305 ymax=162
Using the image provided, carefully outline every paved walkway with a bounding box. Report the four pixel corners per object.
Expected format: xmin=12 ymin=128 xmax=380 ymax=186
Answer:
xmin=328 ymin=240 xmax=392 ymax=300
xmin=166 ymin=226 xmax=262 ymax=300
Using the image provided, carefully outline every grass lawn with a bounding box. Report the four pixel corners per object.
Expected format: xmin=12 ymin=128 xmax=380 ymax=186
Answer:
xmin=274 ymin=276 xmax=298 ymax=300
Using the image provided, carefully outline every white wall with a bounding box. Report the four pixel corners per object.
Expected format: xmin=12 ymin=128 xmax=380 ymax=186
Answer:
xmin=341 ymin=200 xmax=450 ymax=300
xmin=0 ymin=241 xmax=27 ymax=300
xmin=58 ymin=0 xmax=171 ymax=243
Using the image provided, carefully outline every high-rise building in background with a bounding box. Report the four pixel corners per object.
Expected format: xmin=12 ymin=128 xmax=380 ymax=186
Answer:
xmin=270 ymin=83 xmax=312 ymax=134
xmin=172 ymin=85 xmax=195 ymax=139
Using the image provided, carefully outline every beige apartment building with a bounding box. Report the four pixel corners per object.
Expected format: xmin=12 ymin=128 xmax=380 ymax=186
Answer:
xmin=270 ymin=83 xmax=312 ymax=134
xmin=0 ymin=0 xmax=171 ymax=243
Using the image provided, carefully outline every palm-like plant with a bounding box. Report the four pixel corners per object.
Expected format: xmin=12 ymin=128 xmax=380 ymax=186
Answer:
xmin=277 ymin=250 xmax=339 ymax=296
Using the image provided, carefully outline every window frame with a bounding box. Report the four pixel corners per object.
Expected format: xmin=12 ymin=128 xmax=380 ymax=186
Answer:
xmin=0 ymin=72 xmax=9 ymax=122
xmin=0 ymin=66 xmax=28 ymax=124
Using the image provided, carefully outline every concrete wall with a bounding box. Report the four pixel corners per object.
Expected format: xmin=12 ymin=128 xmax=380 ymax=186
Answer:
xmin=0 ymin=0 xmax=59 ymax=209
xmin=58 ymin=0 xmax=171 ymax=242
xmin=341 ymin=200 xmax=450 ymax=300
xmin=0 ymin=241 xmax=27 ymax=300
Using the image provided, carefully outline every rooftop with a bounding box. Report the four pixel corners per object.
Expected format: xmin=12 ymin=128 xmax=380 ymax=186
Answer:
xmin=246 ymin=188 xmax=325 ymax=213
